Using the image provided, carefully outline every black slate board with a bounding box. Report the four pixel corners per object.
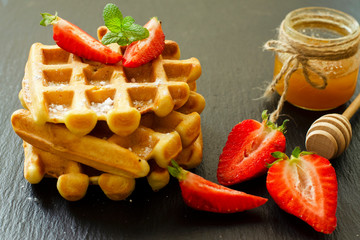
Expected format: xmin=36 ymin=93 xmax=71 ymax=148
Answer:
xmin=1 ymin=0 xmax=360 ymax=239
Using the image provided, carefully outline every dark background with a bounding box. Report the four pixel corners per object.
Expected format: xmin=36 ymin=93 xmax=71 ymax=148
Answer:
xmin=1 ymin=0 xmax=360 ymax=239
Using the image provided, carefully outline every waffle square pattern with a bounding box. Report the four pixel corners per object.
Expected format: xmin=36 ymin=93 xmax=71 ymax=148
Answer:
xmin=21 ymin=40 xmax=201 ymax=136
xmin=12 ymin=27 xmax=205 ymax=201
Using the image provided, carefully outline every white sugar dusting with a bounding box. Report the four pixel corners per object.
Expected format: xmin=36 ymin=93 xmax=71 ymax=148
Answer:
xmin=142 ymin=147 xmax=152 ymax=157
xmin=80 ymin=99 xmax=87 ymax=107
xmin=34 ymin=74 xmax=42 ymax=81
xmin=89 ymin=80 xmax=109 ymax=86
xmin=154 ymin=78 xmax=163 ymax=86
xmin=90 ymin=97 xmax=114 ymax=115
xmin=133 ymin=99 xmax=153 ymax=110
xmin=47 ymin=82 xmax=67 ymax=87
xmin=22 ymin=79 xmax=32 ymax=105
xmin=48 ymin=103 xmax=68 ymax=114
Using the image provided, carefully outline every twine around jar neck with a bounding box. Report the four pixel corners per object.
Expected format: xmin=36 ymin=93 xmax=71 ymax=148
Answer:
xmin=263 ymin=19 xmax=360 ymax=123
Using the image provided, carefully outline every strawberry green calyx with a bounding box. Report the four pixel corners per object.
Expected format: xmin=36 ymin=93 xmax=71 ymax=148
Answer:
xmin=267 ymin=151 xmax=288 ymax=168
xmin=268 ymin=147 xmax=314 ymax=168
xmin=261 ymin=110 xmax=288 ymax=133
xmin=271 ymin=151 xmax=287 ymax=160
xmin=40 ymin=12 xmax=59 ymax=26
xmin=168 ymin=160 xmax=188 ymax=181
xmin=288 ymin=147 xmax=313 ymax=165
xmin=291 ymin=146 xmax=313 ymax=158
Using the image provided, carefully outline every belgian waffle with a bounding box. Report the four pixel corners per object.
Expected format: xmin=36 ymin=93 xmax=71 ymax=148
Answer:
xmin=14 ymin=25 xmax=205 ymax=201
xmin=12 ymin=107 xmax=202 ymax=176
xmin=23 ymin=130 xmax=202 ymax=200
xmin=147 ymin=131 xmax=203 ymax=191
xmin=23 ymin=142 xmax=135 ymax=201
xmin=22 ymin=130 xmax=202 ymax=200
xmin=21 ymin=39 xmax=201 ymax=136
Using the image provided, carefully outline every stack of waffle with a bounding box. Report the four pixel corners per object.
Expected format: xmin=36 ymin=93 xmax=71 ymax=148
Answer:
xmin=11 ymin=27 xmax=205 ymax=201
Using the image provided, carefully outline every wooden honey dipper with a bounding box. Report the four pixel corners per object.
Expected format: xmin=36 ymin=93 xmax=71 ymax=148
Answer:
xmin=305 ymin=93 xmax=360 ymax=159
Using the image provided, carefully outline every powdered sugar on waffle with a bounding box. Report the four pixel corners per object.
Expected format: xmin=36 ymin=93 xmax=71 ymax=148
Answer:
xmin=133 ymin=99 xmax=154 ymax=110
xmin=47 ymin=82 xmax=67 ymax=88
xmin=21 ymin=42 xmax=201 ymax=135
xmin=48 ymin=103 xmax=69 ymax=114
xmin=90 ymin=97 xmax=114 ymax=115
xmin=22 ymin=79 xmax=32 ymax=105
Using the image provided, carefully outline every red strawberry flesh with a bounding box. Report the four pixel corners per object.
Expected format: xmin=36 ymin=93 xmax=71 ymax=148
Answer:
xmin=168 ymin=160 xmax=267 ymax=213
xmin=180 ymin=171 xmax=268 ymax=213
xmin=266 ymin=153 xmax=337 ymax=234
xmin=122 ymin=17 xmax=165 ymax=68
xmin=217 ymin=119 xmax=286 ymax=186
xmin=53 ymin=18 xmax=122 ymax=64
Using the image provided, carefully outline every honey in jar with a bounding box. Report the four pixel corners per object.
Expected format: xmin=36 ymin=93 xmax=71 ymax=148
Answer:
xmin=269 ymin=7 xmax=360 ymax=111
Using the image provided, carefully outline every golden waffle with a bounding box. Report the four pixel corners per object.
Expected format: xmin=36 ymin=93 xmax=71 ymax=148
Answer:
xmin=23 ymin=142 xmax=135 ymax=201
xmin=14 ymin=26 xmax=205 ymax=200
xmin=21 ymin=38 xmax=201 ymax=136
xmin=15 ymin=88 xmax=204 ymax=171
xmin=12 ymin=106 xmax=202 ymax=175
xmin=175 ymin=130 xmax=203 ymax=169
xmin=20 ymin=89 xmax=204 ymax=196
xmin=97 ymin=26 xmax=200 ymax=95
xmin=23 ymin=129 xmax=202 ymax=199
xmin=146 ymin=160 xmax=170 ymax=192
xmin=147 ymin=131 xmax=203 ymax=191
xmin=177 ymin=91 xmax=205 ymax=114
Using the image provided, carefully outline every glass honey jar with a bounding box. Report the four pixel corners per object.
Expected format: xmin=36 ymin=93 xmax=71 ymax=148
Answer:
xmin=265 ymin=7 xmax=360 ymax=111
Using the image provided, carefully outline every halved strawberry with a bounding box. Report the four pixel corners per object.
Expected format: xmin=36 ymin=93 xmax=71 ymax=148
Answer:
xmin=122 ymin=17 xmax=165 ymax=68
xmin=168 ymin=160 xmax=267 ymax=213
xmin=217 ymin=110 xmax=287 ymax=186
xmin=41 ymin=13 xmax=122 ymax=64
xmin=266 ymin=147 xmax=338 ymax=234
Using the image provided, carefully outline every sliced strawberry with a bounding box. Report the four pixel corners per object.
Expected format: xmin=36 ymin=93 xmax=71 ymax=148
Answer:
xmin=217 ymin=111 xmax=287 ymax=186
xmin=168 ymin=160 xmax=267 ymax=213
xmin=122 ymin=17 xmax=165 ymax=68
xmin=266 ymin=148 xmax=338 ymax=234
xmin=41 ymin=13 xmax=122 ymax=64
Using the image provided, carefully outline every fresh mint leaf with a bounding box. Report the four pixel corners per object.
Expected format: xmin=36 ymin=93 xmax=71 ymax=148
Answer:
xmin=122 ymin=16 xmax=135 ymax=29
xmin=117 ymin=37 xmax=130 ymax=46
xmin=106 ymin=18 xmax=123 ymax=33
xmin=102 ymin=3 xmax=150 ymax=46
xmin=103 ymin=3 xmax=123 ymax=33
xmin=126 ymin=24 xmax=149 ymax=42
xmin=127 ymin=23 xmax=148 ymax=35
xmin=101 ymin=32 xmax=122 ymax=45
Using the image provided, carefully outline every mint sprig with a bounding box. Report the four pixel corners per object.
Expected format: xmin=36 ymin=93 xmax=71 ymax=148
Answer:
xmin=101 ymin=3 xmax=149 ymax=46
